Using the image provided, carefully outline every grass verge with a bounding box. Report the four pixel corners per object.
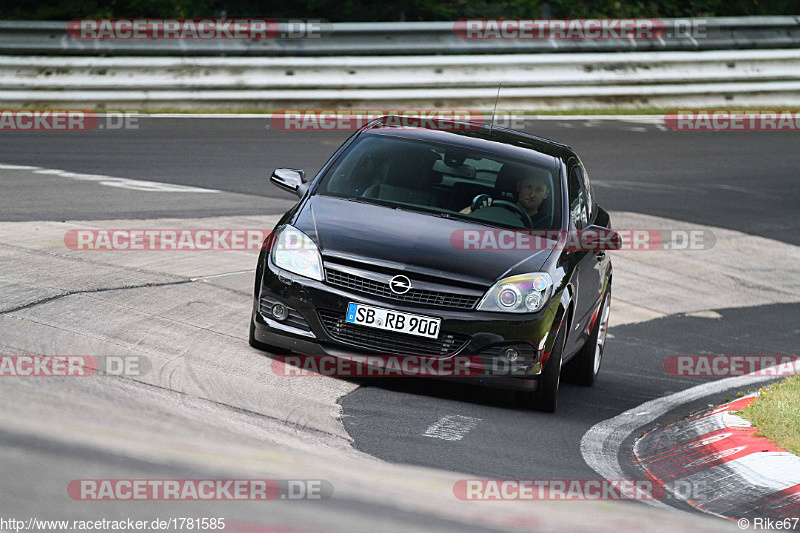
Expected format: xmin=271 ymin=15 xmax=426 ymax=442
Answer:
xmin=740 ymin=376 xmax=800 ymax=456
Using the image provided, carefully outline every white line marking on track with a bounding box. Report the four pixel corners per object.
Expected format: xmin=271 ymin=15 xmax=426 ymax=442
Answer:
xmin=0 ymin=162 xmax=219 ymax=193
xmin=685 ymin=310 xmax=723 ymax=319
xmin=0 ymin=164 xmax=42 ymax=170
xmin=698 ymin=183 xmax=783 ymax=200
xmin=592 ymin=180 xmax=699 ymax=193
xmin=580 ymin=358 xmax=800 ymax=509
xmin=423 ymin=415 xmax=481 ymax=441
xmin=31 ymin=168 xmax=220 ymax=193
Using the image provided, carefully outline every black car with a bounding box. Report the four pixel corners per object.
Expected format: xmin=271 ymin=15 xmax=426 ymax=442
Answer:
xmin=250 ymin=117 xmax=616 ymax=412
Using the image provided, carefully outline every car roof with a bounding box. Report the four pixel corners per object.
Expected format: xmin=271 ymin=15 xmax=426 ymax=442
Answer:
xmin=361 ymin=116 xmax=576 ymax=165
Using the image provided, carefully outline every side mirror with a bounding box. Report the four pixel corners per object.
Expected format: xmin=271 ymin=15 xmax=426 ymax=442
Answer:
xmin=581 ymin=225 xmax=622 ymax=251
xmin=270 ymin=168 xmax=308 ymax=198
xmin=593 ymin=205 xmax=611 ymax=229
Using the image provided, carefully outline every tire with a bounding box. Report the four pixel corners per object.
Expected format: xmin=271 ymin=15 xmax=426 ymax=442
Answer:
xmin=516 ymin=319 xmax=566 ymax=413
xmin=565 ymin=284 xmax=611 ymax=386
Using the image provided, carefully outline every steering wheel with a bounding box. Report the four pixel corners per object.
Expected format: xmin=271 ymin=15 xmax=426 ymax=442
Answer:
xmin=471 ymin=195 xmax=533 ymax=228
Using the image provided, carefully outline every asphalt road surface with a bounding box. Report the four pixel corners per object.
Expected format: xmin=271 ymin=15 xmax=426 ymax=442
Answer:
xmin=1 ymin=116 xmax=797 ymax=531
xmin=1 ymin=117 xmax=798 ymax=244
xmin=341 ymin=303 xmax=800 ymax=482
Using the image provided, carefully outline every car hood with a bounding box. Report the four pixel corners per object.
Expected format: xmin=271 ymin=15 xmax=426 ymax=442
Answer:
xmin=291 ymin=195 xmax=556 ymax=287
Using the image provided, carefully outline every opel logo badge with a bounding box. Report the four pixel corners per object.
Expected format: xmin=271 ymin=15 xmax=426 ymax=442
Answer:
xmin=389 ymin=275 xmax=412 ymax=295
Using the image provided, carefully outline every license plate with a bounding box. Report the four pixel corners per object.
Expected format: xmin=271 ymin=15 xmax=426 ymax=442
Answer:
xmin=345 ymin=303 xmax=441 ymax=339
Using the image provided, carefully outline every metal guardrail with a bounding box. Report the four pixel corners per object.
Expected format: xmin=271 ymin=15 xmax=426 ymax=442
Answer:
xmin=1 ymin=17 xmax=800 ymax=56
xmin=2 ymin=49 xmax=799 ymax=110
xmin=2 ymin=18 xmax=800 ymax=109
xmin=2 ymin=50 xmax=799 ymax=89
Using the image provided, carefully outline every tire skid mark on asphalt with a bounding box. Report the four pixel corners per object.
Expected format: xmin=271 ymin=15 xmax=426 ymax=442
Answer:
xmin=1 ymin=278 xmax=192 ymax=316
xmin=601 ymin=368 xmax=695 ymax=386
xmin=190 ymin=269 xmax=256 ymax=281
xmin=607 ymin=211 xmax=800 ymax=326
xmin=423 ymin=415 xmax=481 ymax=442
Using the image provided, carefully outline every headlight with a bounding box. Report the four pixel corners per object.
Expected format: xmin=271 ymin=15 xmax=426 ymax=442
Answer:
xmin=270 ymin=225 xmax=323 ymax=281
xmin=477 ymin=273 xmax=553 ymax=313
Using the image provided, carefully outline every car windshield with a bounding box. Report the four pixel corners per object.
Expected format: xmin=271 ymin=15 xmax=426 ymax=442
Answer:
xmin=315 ymin=133 xmax=562 ymax=230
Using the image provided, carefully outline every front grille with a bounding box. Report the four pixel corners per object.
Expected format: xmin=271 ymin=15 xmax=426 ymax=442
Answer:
xmin=318 ymin=309 xmax=470 ymax=356
xmin=325 ymin=268 xmax=481 ymax=310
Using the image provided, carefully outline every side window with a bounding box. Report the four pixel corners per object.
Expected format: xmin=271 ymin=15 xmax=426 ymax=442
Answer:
xmin=327 ymin=149 xmax=386 ymax=195
xmin=568 ymin=164 xmax=588 ymax=230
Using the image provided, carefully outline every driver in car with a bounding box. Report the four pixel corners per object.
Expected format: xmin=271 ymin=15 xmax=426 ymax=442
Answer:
xmin=460 ymin=175 xmax=551 ymax=227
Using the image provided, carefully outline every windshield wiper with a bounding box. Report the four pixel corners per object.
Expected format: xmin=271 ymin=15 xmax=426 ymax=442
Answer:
xmin=344 ymin=196 xmax=396 ymax=208
xmin=342 ymin=196 xmax=512 ymax=229
xmin=436 ymin=211 xmax=506 ymax=228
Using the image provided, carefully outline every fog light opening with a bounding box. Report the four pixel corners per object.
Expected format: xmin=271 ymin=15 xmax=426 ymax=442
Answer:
xmin=504 ymin=348 xmax=519 ymax=362
xmin=271 ymin=303 xmax=289 ymax=321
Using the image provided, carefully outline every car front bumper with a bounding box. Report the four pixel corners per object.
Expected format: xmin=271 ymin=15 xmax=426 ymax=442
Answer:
xmin=252 ymin=256 xmax=563 ymax=388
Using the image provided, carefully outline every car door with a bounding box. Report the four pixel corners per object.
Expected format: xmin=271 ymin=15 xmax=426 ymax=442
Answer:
xmin=564 ymin=159 xmax=599 ymax=356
